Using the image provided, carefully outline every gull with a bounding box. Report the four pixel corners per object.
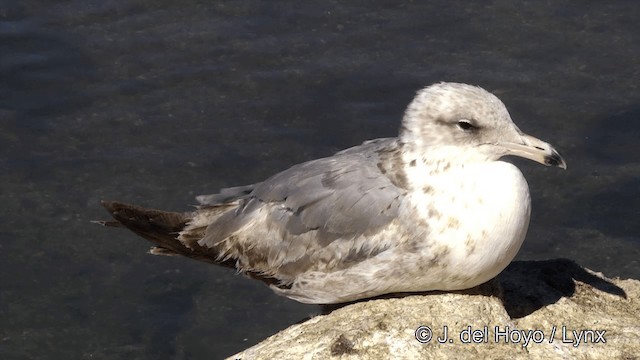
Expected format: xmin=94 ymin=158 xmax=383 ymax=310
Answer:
xmin=99 ymin=82 xmax=566 ymax=304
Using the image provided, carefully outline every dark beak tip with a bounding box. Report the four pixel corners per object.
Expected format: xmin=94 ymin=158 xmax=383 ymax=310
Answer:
xmin=545 ymin=150 xmax=567 ymax=169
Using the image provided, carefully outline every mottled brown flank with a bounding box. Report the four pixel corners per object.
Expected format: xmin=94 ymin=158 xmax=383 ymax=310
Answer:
xmin=446 ymin=216 xmax=460 ymax=228
xmin=330 ymin=334 xmax=356 ymax=356
xmin=422 ymin=244 xmax=451 ymax=268
xmin=428 ymin=207 xmax=441 ymax=219
xmin=465 ymin=236 xmax=476 ymax=255
xmin=336 ymin=244 xmax=392 ymax=270
xmin=376 ymin=143 xmax=409 ymax=189
xmin=423 ymin=185 xmax=433 ymax=194
xmin=404 ymin=237 xmax=423 ymax=253
xmin=437 ymin=244 xmax=451 ymax=257
xmin=409 ymin=159 xmax=417 ymax=167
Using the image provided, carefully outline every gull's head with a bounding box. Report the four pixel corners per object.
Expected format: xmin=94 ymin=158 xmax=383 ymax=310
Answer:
xmin=399 ymin=82 xmax=566 ymax=169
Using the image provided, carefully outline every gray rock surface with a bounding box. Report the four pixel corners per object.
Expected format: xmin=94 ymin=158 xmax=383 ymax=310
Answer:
xmin=231 ymin=259 xmax=639 ymax=359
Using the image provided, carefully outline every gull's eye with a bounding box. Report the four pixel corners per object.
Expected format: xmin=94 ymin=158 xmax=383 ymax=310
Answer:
xmin=456 ymin=119 xmax=476 ymax=131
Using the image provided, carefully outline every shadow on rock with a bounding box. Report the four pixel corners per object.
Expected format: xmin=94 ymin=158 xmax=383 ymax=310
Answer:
xmin=495 ymin=258 xmax=626 ymax=318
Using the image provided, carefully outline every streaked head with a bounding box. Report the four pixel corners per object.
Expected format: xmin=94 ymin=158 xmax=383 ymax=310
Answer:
xmin=399 ymin=82 xmax=566 ymax=169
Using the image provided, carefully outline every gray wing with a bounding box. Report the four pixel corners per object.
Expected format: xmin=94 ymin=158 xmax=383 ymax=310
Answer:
xmin=200 ymin=138 xmax=405 ymax=246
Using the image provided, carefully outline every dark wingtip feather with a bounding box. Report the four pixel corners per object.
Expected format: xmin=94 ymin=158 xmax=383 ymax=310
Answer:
xmin=100 ymin=200 xmax=189 ymax=230
xmin=98 ymin=199 xmax=190 ymax=248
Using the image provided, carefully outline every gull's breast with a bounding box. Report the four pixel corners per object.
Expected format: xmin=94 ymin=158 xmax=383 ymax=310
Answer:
xmin=403 ymin=161 xmax=531 ymax=290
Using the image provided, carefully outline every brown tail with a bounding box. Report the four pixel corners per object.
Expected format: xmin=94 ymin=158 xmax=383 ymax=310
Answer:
xmin=99 ymin=200 xmax=224 ymax=265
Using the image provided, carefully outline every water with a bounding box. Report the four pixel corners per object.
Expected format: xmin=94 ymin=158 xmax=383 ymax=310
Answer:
xmin=1 ymin=1 xmax=638 ymax=359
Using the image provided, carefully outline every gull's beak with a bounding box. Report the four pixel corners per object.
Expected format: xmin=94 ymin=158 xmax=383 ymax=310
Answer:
xmin=500 ymin=133 xmax=567 ymax=169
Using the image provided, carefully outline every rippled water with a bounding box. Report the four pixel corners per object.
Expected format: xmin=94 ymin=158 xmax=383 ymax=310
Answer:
xmin=1 ymin=1 xmax=638 ymax=359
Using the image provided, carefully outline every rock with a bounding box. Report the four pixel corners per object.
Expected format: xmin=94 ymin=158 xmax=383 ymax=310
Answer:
xmin=230 ymin=259 xmax=639 ymax=359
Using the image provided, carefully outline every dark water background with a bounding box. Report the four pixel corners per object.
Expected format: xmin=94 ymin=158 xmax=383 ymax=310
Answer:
xmin=1 ymin=1 xmax=638 ymax=359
